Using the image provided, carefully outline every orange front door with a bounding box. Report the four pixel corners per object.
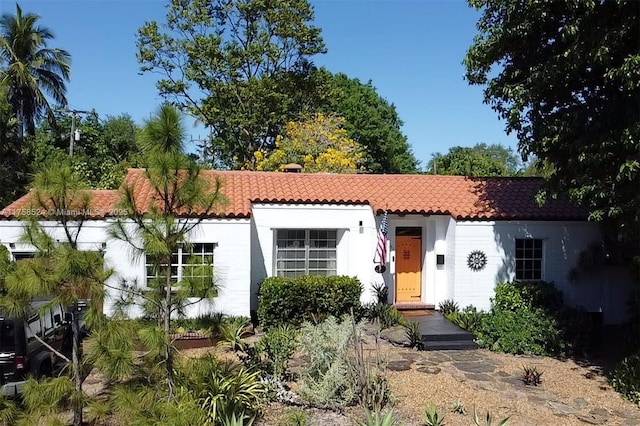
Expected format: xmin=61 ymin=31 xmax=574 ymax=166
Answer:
xmin=395 ymin=235 xmax=422 ymax=302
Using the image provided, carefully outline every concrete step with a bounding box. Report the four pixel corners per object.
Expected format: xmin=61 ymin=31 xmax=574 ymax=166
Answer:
xmin=422 ymin=330 xmax=475 ymax=342
xmin=422 ymin=339 xmax=478 ymax=351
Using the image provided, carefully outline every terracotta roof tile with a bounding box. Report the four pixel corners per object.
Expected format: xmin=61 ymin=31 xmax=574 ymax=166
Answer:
xmin=0 ymin=189 xmax=121 ymax=219
xmin=0 ymin=169 xmax=587 ymax=221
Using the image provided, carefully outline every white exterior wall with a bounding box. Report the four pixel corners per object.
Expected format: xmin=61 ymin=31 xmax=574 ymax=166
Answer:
xmin=0 ymin=218 xmax=252 ymax=318
xmin=250 ymin=204 xmax=379 ymax=305
xmin=453 ymin=220 xmax=631 ymax=324
xmin=2 ymin=213 xmax=631 ymax=324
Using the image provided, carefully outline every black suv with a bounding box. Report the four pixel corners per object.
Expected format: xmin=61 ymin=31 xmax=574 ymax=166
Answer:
xmin=0 ymin=300 xmax=79 ymax=396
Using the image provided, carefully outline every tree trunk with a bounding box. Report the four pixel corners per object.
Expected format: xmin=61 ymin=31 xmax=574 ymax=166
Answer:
xmin=71 ymin=306 xmax=82 ymax=426
xmin=164 ymin=256 xmax=175 ymax=399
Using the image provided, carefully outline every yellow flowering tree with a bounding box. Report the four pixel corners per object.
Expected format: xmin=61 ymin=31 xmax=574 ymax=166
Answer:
xmin=254 ymin=114 xmax=363 ymax=173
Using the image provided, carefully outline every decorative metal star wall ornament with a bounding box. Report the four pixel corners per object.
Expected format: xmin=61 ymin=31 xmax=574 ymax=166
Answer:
xmin=467 ymin=250 xmax=487 ymax=271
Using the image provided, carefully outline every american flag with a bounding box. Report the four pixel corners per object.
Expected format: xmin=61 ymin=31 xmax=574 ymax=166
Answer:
xmin=375 ymin=211 xmax=389 ymax=266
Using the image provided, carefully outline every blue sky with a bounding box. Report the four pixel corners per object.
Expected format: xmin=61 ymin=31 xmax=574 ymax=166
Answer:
xmin=5 ymin=0 xmax=517 ymax=168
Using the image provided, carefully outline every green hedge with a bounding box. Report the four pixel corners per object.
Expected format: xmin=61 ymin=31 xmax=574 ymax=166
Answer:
xmin=611 ymin=353 xmax=640 ymax=405
xmin=257 ymin=275 xmax=362 ymax=329
xmin=474 ymin=281 xmax=595 ymax=356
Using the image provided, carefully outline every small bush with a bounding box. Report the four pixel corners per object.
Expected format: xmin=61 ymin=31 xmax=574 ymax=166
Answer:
xmin=180 ymin=356 xmax=270 ymax=422
xmin=404 ymin=321 xmax=422 ymax=349
xmin=476 ymin=308 xmax=561 ymax=355
xmin=610 ymin=353 xmax=640 ymax=405
xmin=258 ymin=275 xmax=362 ymax=329
xmin=493 ymin=281 xmax=562 ymax=313
xmin=359 ymin=409 xmax=402 ymax=426
xmin=439 ymin=299 xmax=459 ymax=315
xmin=364 ymin=303 xmax=406 ymax=329
xmin=473 ymin=407 xmax=510 ymax=425
xmin=297 ymin=316 xmax=362 ymax=406
xmin=371 ymin=282 xmax=389 ymax=304
xmin=448 ymin=305 xmax=485 ymax=333
xmin=251 ymin=324 xmax=299 ymax=379
xmin=521 ymin=365 xmax=543 ymax=386
xmin=297 ymin=316 xmax=391 ymax=410
xmin=451 ymin=400 xmax=466 ymax=415
xmin=281 ymin=408 xmax=308 ymax=426
xmin=171 ymin=312 xmax=226 ymax=335
xmin=423 ymin=404 xmax=445 ymax=426
xmin=476 ymin=281 xmax=595 ymax=356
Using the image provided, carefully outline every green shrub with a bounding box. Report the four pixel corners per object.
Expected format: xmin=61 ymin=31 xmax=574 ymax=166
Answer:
xmin=180 ymin=356 xmax=270 ymax=422
xmin=438 ymin=299 xmax=459 ymax=315
xmin=475 ymin=308 xmax=561 ymax=355
xmin=297 ymin=316 xmax=362 ymax=406
xmin=251 ymin=324 xmax=299 ymax=379
xmin=477 ymin=281 xmax=595 ymax=356
xmin=371 ymin=282 xmax=389 ymax=304
xmin=364 ymin=303 xmax=406 ymax=329
xmin=448 ymin=305 xmax=485 ymax=333
xmin=171 ymin=312 xmax=226 ymax=336
xmin=493 ymin=281 xmax=562 ymax=313
xmin=610 ymin=353 xmax=640 ymax=405
xmin=404 ymin=321 xmax=422 ymax=349
xmin=423 ymin=404 xmax=445 ymax=426
xmin=258 ymin=275 xmax=362 ymax=329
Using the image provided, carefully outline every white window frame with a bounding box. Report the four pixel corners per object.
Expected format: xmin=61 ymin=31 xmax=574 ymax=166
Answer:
xmin=145 ymin=243 xmax=217 ymax=286
xmin=274 ymin=229 xmax=338 ymax=277
xmin=514 ymin=238 xmax=544 ymax=281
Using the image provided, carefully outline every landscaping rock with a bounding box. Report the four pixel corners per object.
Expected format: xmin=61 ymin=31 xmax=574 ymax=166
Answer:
xmin=380 ymin=326 xmax=410 ymax=346
xmin=574 ymin=397 xmax=590 ymax=407
xmin=386 ymin=360 xmax=413 ymax=371
xmin=464 ymin=372 xmax=494 ymax=382
xmin=589 ymin=408 xmax=610 ymax=418
xmin=416 ymin=365 xmax=441 ymax=374
xmin=615 ymin=411 xmax=640 ymax=420
xmin=575 ymin=414 xmax=608 ymax=425
xmin=453 ymin=361 xmax=496 ymax=374
xmin=547 ymin=401 xmax=581 ymax=417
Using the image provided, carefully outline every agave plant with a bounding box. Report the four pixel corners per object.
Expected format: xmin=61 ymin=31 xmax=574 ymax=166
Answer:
xmin=473 ymin=407 xmax=510 ymax=426
xmin=359 ymin=408 xmax=403 ymax=426
xmin=423 ymin=404 xmax=445 ymax=426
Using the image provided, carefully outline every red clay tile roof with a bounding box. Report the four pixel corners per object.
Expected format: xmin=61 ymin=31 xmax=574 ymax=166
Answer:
xmin=0 ymin=190 xmax=121 ymax=220
xmin=0 ymin=168 xmax=586 ymax=221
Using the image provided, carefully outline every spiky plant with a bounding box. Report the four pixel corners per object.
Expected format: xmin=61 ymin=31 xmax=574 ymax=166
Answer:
xmin=521 ymin=365 xmax=543 ymax=386
xmin=473 ymin=407 xmax=510 ymax=426
xmin=423 ymin=404 xmax=445 ymax=426
xmin=404 ymin=321 xmax=422 ymax=349
xmin=359 ymin=408 xmax=403 ymax=426
xmin=452 ymin=400 xmax=467 ymax=415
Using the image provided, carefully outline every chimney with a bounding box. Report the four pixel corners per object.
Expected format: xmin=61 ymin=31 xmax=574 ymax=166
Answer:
xmin=283 ymin=163 xmax=302 ymax=173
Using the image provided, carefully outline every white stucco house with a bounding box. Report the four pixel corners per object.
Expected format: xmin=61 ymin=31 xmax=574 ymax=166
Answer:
xmin=0 ymin=168 xmax=632 ymax=324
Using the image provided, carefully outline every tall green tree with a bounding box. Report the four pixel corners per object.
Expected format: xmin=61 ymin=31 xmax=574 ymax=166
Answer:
xmin=0 ymin=82 xmax=28 ymax=207
xmin=27 ymin=112 xmax=142 ymax=189
xmin=254 ymin=113 xmax=363 ymax=173
xmin=326 ymin=73 xmax=418 ymax=173
xmin=109 ymin=103 xmax=224 ymax=398
xmin=137 ymin=0 xmax=329 ymax=169
xmin=427 ymin=143 xmax=522 ymax=177
xmin=464 ymin=0 xmax=639 ymax=237
xmin=0 ymin=4 xmax=71 ymax=138
xmin=1 ymin=160 xmax=110 ymax=426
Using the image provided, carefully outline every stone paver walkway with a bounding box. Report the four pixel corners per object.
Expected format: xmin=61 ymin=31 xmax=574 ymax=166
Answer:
xmin=380 ymin=348 xmax=640 ymax=425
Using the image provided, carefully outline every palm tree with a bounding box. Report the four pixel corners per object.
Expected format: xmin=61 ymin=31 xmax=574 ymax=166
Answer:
xmin=0 ymin=4 xmax=71 ymax=139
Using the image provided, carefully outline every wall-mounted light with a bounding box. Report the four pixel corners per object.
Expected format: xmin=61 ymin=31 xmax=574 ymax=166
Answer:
xmin=9 ymin=243 xmax=15 ymax=249
xmin=101 ymin=242 xmax=107 ymax=249
xmin=436 ymin=254 xmax=445 ymax=265
xmin=359 ymin=220 xmax=363 ymax=234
